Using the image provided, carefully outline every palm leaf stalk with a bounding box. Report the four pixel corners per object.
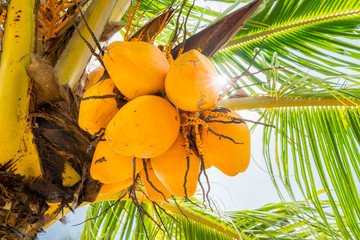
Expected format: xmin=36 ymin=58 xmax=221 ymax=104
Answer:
xmin=217 ymin=96 xmax=360 ymax=110
xmin=54 ymin=0 xmax=126 ymax=89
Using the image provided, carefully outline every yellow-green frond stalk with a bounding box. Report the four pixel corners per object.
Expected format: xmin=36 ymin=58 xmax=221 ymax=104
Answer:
xmin=109 ymin=0 xmax=131 ymax=22
xmin=0 ymin=0 xmax=42 ymax=178
xmin=55 ymin=0 xmax=123 ymax=89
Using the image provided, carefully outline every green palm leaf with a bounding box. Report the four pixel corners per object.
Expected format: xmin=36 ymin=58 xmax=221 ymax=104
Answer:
xmin=262 ymin=106 xmax=360 ymax=238
xmin=213 ymin=0 xmax=360 ymax=95
xmin=81 ymin=197 xmax=349 ymax=239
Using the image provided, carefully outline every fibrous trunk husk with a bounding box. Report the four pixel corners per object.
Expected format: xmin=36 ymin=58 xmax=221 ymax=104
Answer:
xmin=0 ymin=86 xmax=100 ymax=239
xmin=30 ymin=86 xmax=100 ymax=204
xmin=0 ymin=162 xmax=48 ymax=240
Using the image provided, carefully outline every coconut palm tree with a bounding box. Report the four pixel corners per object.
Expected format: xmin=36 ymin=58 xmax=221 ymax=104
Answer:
xmin=0 ymin=0 xmax=359 ymax=239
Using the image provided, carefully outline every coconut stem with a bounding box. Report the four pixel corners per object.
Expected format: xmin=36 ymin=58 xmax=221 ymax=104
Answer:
xmin=217 ymin=96 xmax=360 ymax=110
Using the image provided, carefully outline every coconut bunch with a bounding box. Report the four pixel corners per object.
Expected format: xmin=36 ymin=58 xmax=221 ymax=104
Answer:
xmin=78 ymin=40 xmax=251 ymax=202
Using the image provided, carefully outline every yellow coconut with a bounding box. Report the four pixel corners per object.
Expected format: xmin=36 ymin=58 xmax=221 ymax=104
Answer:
xmin=90 ymin=141 xmax=143 ymax=184
xmin=103 ymin=41 xmax=170 ymax=99
xmin=99 ymin=178 xmax=133 ymax=196
xmin=78 ymin=78 xmax=120 ymax=135
xmin=105 ymin=95 xmax=180 ymax=158
xmin=165 ymin=50 xmax=221 ymax=111
xmin=84 ymin=65 xmax=105 ymax=90
xmin=151 ymin=133 xmax=200 ymax=197
xmin=139 ymin=166 xmax=171 ymax=202
xmin=201 ymin=108 xmax=250 ymax=176
xmin=203 ymin=159 xmax=212 ymax=169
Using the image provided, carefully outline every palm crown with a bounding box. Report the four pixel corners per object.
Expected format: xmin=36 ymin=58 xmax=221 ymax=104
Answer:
xmin=0 ymin=0 xmax=359 ymax=239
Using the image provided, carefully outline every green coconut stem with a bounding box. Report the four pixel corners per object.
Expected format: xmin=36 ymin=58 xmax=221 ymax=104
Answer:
xmin=216 ymin=96 xmax=360 ymax=110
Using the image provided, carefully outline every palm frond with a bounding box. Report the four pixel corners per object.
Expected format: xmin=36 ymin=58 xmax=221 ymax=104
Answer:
xmin=81 ymin=199 xmax=239 ymax=240
xmin=81 ymin=197 xmax=350 ymax=239
xmin=214 ymin=2 xmax=360 ymax=236
xmin=262 ymin=106 xmax=360 ymax=238
xmin=213 ymin=0 xmax=360 ymax=97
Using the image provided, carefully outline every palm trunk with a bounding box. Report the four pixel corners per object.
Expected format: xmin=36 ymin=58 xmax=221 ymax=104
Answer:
xmin=0 ymin=0 xmax=129 ymax=238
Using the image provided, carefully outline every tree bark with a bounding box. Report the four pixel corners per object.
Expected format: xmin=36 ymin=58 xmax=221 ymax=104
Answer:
xmin=0 ymin=87 xmax=100 ymax=239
